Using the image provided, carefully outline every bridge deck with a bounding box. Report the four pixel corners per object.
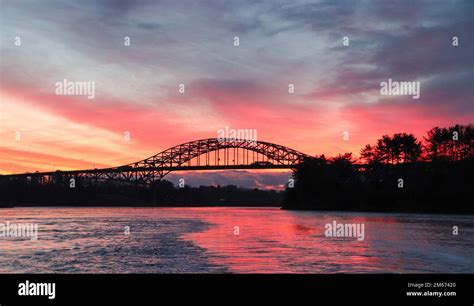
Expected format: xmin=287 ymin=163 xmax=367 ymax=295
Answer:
xmin=0 ymin=164 xmax=293 ymax=179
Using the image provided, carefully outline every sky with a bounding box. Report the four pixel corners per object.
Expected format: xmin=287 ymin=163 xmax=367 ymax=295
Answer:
xmin=0 ymin=0 xmax=473 ymax=188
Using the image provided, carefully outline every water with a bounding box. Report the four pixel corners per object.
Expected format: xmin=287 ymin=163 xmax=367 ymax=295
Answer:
xmin=0 ymin=207 xmax=472 ymax=273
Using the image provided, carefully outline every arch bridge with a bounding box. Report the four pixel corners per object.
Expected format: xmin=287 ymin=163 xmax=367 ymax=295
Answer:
xmin=1 ymin=138 xmax=313 ymax=185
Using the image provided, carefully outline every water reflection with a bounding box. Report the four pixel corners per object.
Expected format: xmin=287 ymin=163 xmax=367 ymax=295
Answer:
xmin=0 ymin=207 xmax=472 ymax=273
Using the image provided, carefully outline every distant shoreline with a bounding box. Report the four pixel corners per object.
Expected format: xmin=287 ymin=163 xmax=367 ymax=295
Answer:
xmin=2 ymin=203 xmax=473 ymax=215
xmin=282 ymin=206 xmax=474 ymax=215
xmin=0 ymin=203 xmax=280 ymax=208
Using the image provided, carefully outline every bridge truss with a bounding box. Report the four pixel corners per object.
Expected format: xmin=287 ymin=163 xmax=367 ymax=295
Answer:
xmin=0 ymin=138 xmax=313 ymax=185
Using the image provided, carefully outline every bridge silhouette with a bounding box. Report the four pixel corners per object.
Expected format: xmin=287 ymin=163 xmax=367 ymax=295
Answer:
xmin=1 ymin=138 xmax=313 ymax=185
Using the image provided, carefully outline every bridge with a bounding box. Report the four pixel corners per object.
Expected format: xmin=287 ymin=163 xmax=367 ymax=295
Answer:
xmin=0 ymin=138 xmax=313 ymax=185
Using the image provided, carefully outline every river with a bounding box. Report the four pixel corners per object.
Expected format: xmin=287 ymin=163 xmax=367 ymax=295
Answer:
xmin=0 ymin=207 xmax=472 ymax=273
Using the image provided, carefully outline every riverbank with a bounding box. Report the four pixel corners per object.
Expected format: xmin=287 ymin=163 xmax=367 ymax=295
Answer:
xmin=282 ymin=159 xmax=474 ymax=214
xmin=281 ymin=205 xmax=474 ymax=215
xmin=0 ymin=182 xmax=283 ymax=207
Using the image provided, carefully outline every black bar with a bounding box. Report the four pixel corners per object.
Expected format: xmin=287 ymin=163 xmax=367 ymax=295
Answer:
xmin=0 ymin=274 xmax=472 ymax=305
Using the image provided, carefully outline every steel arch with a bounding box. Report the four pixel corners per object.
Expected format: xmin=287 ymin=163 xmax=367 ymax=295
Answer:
xmin=0 ymin=138 xmax=313 ymax=184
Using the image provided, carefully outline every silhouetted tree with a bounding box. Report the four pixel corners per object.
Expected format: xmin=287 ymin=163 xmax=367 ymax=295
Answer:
xmin=375 ymin=135 xmax=395 ymax=163
xmin=396 ymin=133 xmax=422 ymax=163
xmin=331 ymin=153 xmax=353 ymax=164
xmin=360 ymin=144 xmax=378 ymax=164
xmin=425 ymin=124 xmax=474 ymax=161
xmin=361 ymin=133 xmax=422 ymax=164
xmin=283 ymin=125 xmax=474 ymax=213
xmin=330 ymin=153 xmax=355 ymax=180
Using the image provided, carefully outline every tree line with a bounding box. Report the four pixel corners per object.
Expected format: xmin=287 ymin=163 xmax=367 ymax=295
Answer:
xmin=359 ymin=124 xmax=473 ymax=164
xmin=0 ymin=178 xmax=283 ymax=207
xmin=283 ymin=124 xmax=474 ymax=213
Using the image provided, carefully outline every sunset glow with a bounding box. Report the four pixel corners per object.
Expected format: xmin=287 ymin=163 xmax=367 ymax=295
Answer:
xmin=1 ymin=1 xmax=472 ymax=188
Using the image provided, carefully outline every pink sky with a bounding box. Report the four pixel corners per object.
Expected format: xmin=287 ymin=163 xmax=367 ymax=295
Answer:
xmin=1 ymin=1 xmax=472 ymax=188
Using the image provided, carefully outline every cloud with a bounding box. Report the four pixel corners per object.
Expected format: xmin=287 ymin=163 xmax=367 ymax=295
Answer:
xmin=1 ymin=0 xmax=472 ymax=186
xmin=167 ymin=170 xmax=291 ymax=189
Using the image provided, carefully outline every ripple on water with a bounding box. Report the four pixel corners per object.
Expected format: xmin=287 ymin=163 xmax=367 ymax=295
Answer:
xmin=0 ymin=208 xmax=472 ymax=273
